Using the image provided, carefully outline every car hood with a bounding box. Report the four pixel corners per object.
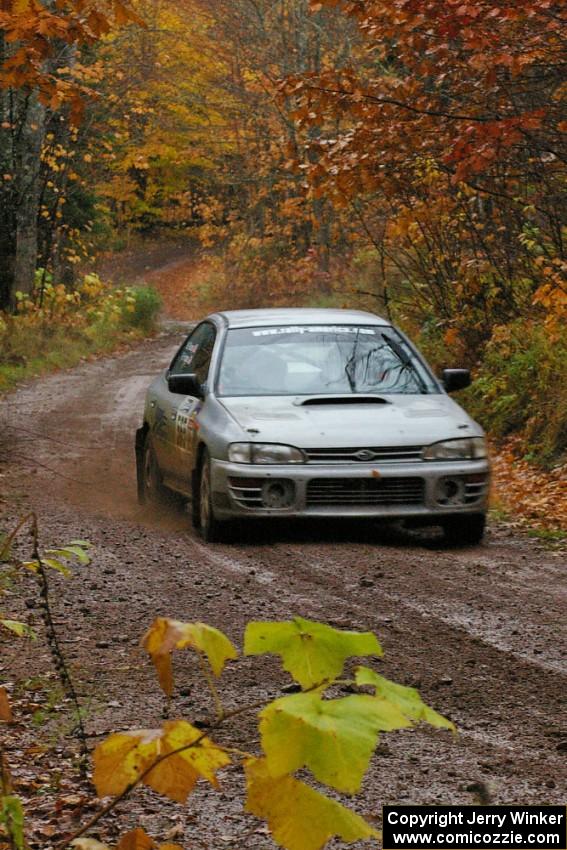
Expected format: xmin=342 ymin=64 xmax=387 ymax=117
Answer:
xmin=219 ymin=394 xmax=482 ymax=448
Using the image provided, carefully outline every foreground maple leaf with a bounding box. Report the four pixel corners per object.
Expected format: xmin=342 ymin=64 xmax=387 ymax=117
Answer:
xmin=142 ymin=617 xmax=238 ymax=696
xmin=93 ymin=720 xmax=230 ymax=802
xmin=259 ymin=689 xmax=411 ymax=794
xmin=245 ymin=617 xmax=382 ymax=689
xmin=355 ymin=667 xmax=455 ymax=730
xmin=245 ymin=758 xmax=379 ymax=850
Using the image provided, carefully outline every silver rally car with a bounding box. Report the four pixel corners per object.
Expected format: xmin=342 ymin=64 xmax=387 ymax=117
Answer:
xmin=136 ymin=308 xmax=489 ymax=544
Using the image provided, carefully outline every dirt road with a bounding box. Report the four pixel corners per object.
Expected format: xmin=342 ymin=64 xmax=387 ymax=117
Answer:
xmin=1 ymin=331 xmax=566 ymax=848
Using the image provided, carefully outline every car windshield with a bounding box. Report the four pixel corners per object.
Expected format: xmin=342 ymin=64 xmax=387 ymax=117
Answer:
xmin=217 ymin=325 xmax=438 ymax=397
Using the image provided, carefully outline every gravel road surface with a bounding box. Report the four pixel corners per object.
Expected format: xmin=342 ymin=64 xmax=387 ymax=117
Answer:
xmin=1 ymin=332 xmax=565 ymax=848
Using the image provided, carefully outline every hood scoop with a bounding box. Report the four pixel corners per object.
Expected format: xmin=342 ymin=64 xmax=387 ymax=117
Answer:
xmin=298 ymin=396 xmax=390 ymax=406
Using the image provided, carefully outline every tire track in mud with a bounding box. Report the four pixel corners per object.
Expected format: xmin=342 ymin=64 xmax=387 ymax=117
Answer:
xmin=274 ymin=543 xmax=567 ymax=673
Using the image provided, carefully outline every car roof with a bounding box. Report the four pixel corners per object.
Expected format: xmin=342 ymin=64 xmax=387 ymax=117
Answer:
xmin=212 ymin=307 xmax=389 ymax=329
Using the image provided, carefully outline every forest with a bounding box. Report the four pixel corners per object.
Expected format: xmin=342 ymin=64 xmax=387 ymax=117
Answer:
xmin=0 ymin=0 xmax=566 ymax=464
xmin=1 ymin=4 xmax=567 ymax=849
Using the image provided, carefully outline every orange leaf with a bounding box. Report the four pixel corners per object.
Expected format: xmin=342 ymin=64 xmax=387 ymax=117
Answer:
xmin=117 ymin=829 xmax=156 ymax=850
xmin=0 ymin=687 xmax=13 ymax=722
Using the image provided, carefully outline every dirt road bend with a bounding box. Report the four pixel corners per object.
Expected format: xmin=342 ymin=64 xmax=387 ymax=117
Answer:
xmin=1 ymin=331 xmax=566 ymax=848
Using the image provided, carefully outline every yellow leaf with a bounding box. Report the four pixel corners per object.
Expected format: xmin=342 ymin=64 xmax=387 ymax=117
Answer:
xmin=245 ymin=758 xmax=379 ymax=850
xmin=93 ymin=720 xmax=230 ymax=803
xmin=71 ymin=840 xmax=111 ymax=850
xmin=142 ymin=618 xmax=238 ymax=696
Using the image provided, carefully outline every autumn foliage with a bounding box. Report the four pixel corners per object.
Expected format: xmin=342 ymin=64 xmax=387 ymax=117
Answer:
xmin=1 ymin=0 xmax=565 ymax=465
xmin=0 ymin=0 xmax=141 ymax=111
xmin=283 ymin=0 xmax=566 ymax=339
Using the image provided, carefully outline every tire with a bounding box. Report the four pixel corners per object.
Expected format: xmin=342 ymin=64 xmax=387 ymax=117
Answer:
xmin=442 ymin=513 xmax=486 ymax=547
xmin=191 ymin=467 xmax=201 ymax=530
xmin=142 ymin=435 xmax=170 ymax=505
xmin=197 ymin=449 xmax=229 ymax=542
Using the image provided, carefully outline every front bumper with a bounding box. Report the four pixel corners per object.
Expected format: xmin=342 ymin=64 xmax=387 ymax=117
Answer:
xmin=210 ymin=458 xmax=490 ymax=520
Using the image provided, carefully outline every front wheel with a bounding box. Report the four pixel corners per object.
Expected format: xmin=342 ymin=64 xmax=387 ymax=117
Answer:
xmin=197 ymin=450 xmax=229 ymax=543
xmin=442 ymin=513 xmax=486 ymax=547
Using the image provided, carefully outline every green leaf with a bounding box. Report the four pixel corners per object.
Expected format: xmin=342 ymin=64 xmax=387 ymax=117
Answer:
xmin=47 ymin=545 xmax=91 ymax=565
xmin=43 ymin=557 xmax=72 ymax=576
xmin=259 ymin=690 xmax=410 ymax=794
xmin=0 ymin=619 xmax=36 ymax=639
xmin=245 ymin=757 xmax=379 ymax=850
xmin=245 ymin=617 xmax=382 ymax=689
xmin=0 ymin=795 xmax=25 ymax=850
xmin=355 ymin=667 xmax=455 ymax=730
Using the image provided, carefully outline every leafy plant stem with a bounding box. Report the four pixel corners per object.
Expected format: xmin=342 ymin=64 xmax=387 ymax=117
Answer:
xmin=197 ymin=648 xmax=224 ymax=720
xmin=27 ymin=513 xmax=89 ymax=777
xmin=0 ymin=512 xmax=35 ymax=562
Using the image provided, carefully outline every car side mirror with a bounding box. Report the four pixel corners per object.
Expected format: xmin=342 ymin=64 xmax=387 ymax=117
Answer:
xmin=168 ymin=372 xmax=203 ymax=398
xmin=442 ymin=368 xmax=471 ymax=393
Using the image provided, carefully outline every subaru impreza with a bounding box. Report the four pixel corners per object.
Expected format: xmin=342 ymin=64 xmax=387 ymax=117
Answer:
xmin=135 ymin=308 xmax=489 ymax=544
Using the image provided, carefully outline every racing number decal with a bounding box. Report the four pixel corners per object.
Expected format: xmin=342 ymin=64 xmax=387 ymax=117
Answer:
xmin=175 ymin=398 xmax=201 ymax=451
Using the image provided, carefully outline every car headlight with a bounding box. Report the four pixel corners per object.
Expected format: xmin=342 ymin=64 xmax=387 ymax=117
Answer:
xmin=423 ymin=437 xmax=487 ymax=461
xmin=228 ymin=443 xmax=306 ymax=464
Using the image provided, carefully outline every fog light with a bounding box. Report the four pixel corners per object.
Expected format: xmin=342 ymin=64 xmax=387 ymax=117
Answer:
xmin=261 ymin=479 xmax=295 ymax=509
xmin=435 ymin=477 xmax=466 ymax=506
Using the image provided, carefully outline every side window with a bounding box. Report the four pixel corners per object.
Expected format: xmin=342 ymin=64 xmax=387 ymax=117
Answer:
xmin=170 ymin=323 xmax=216 ymax=383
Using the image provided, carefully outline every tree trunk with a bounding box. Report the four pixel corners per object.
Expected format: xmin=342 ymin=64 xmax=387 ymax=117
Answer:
xmin=13 ymin=93 xmax=46 ymax=298
xmin=0 ymin=37 xmax=16 ymax=310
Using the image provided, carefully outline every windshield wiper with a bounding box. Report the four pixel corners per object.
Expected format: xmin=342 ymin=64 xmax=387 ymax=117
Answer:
xmin=344 ymin=334 xmax=359 ymax=392
xmin=381 ymin=333 xmax=428 ymax=394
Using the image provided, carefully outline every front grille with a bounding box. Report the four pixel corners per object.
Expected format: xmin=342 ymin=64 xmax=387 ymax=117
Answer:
xmin=306 ymin=477 xmax=425 ymax=507
xmin=304 ymin=446 xmax=424 ymax=463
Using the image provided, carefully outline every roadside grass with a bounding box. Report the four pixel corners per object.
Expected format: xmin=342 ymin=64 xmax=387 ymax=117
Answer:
xmin=0 ymin=278 xmax=161 ymax=394
xmin=526 ymin=527 xmax=567 ymax=543
xmin=487 ymin=503 xmax=511 ymax=524
xmin=0 ymin=329 xmax=136 ymax=392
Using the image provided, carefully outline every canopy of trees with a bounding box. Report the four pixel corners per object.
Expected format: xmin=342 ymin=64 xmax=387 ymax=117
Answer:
xmin=1 ymin=0 xmax=565 ymax=457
